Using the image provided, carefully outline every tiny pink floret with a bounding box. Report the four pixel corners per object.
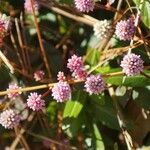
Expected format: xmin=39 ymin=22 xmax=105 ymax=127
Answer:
xmin=7 ymin=83 xmax=21 ymax=100
xmin=85 ymin=75 xmax=105 ymax=95
xmin=52 ymin=81 xmax=71 ymax=102
xmin=27 ymin=92 xmax=45 ymax=111
xmin=120 ymin=53 xmax=144 ymax=76
xmin=0 ymin=109 xmax=21 ymax=129
xmin=74 ymin=0 xmax=95 ymax=13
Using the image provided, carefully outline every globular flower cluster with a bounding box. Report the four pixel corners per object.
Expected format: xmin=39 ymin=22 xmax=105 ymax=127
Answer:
xmin=52 ymin=81 xmax=71 ymax=102
xmin=84 ymin=75 xmax=105 ymax=95
xmin=115 ymin=17 xmax=135 ymax=41
xmin=7 ymin=83 xmax=21 ymax=100
xmin=72 ymin=69 xmax=87 ymax=80
xmin=24 ymin=0 xmax=39 ymax=13
xmin=74 ymin=0 xmax=95 ymax=13
xmin=93 ymin=20 xmax=112 ymax=40
xmin=67 ymin=55 xmax=84 ymax=72
xmin=57 ymin=71 xmax=66 ymax=81
xmin=34 ymin=70 xmax=45 ymax=81
xmin=67 ymin=55 xmax=87 ymax=80
xmin=120 ymin=53 xmax=144 ymax=76
xmin=27 ymin=92 xmax=45 ymax=111
xmin=0 ymin=109 xmax=21 ymax=129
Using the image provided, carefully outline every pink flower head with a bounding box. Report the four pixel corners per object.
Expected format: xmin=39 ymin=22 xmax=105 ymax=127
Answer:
xmin=0 ymin=109 xmax=21 ymax=129
xmin=74 ymin=0 xmax=95 ymax=13
xmin=115 ymin=17 xmax=135 ymax=41
xmin=57 ymin=71 xmax=66 ymax=81
xmin=27 ymin=92 xmax=45 ymax=111
xmin=120 ymin=53 xmax=144 ymax=76
xmin=34 ymin=70 xmax=45 ymax=81
xmin=67 ymin=55 xmax=84 ymax=72
xmin=85 ymin=75 xmax=105 ymax=95
xmin=67 ymin=54 xmax=87 ymax=80
xmin=7 ymin=83 xmax=21 ymax=100
xmin=73 ymin=69 xmax=87 ymax=80
xmin=24 ymin=0 xmax=39 ymax=13
xmin=52 ymin=81 xmax=71 ymax=102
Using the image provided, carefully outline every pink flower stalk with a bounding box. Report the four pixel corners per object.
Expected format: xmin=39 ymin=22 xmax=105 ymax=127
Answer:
xmin=52 ymin=81 xmax=71 ymax=102
xmin=57 ymin=71 xmax=66 ymax=81
xmin=0 ymin=109 xmax=21 ymax=129
xmin=74 ymin=0 xmax=95 ymax=13
xmin=67 ymin=54 xmax=87 ymax=79
xmin=27 ymin=92 xmax=45 ymax=111
xmin=115 ymin=17 xmax=135 ymax=41
xmin=85 ymin=75 xmax=105 ymax=95
xmin=120 ymin=53 xmax=144 ymax=76
xmin=24 ymin=0 xmax=39 ymax=13
xmin=34 ymin=70 xmax=45 ymax=81
xmin=7 ymin=83 xmax=21 ymax=100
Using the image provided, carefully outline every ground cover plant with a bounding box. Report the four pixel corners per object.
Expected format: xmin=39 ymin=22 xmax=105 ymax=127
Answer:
xmin=0 ymin=0 xmax=150 ymax=149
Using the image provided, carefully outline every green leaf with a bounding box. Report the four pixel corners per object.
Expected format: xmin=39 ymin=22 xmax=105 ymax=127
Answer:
xmin=132 ymin=86 xmax=150 ymax=110
xmin=85 ymin=48 xmax=100 ymax=66
xmin=90 ymin=95 xmax=120 ymax=130
xmin=59 ymin=0 xmax=73 ymax=5
xmin=133 ymin=0 xmax=150 ymax=28
xmin=0 ymin=65 xmax=10 ymax=83
xmin=63 ymin=112 xmax=84 ymax=137
xmin=93 ymin=124 xmax=105 ymax=150
xmin=96 ymin=67 xmax=121 ymax=74
xmin=46 ymin=102 xmax=57 ymax=122
xmin=63 ymin=91 xmax=87 ymax=137
xmin=106 ymin=72 xmax=150 ymax=87
xmin=114 ymin=143 xmax=119 ymax=150
xmin=63 ymin=91 xmax=86 ymax=118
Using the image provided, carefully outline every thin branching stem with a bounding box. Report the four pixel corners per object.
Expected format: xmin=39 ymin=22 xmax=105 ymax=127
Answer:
xmin=30 ymin=0 xmax=52 ymax=78
xmin=15 ymin=18 xmax=27 ymax=71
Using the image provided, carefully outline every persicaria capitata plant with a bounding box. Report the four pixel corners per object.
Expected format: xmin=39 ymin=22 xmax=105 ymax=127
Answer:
xmin=0 ymin=0 xmax=149 ymax=149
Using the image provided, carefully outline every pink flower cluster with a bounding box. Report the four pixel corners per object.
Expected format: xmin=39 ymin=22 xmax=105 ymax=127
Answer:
xmin=85 ymin=75 xmax=105 ymax=95
xmin=57 ymin=71 xmax=66 ymax=81
xmin=24 ymin=0 xmax=39 ymax=13
xmin=34 ymin=70 xmax=45 ymax=81
xmin=7 ymin=83 xmax=21 ymax=100
xmin=74 ymin=0 xmax=95 ymax=13
xmin=67 ymin=54 xmax=106 ymax=95
xmin=4 ymin=52 xmax=145 ymax=116
xmin=67 ymin=55 xmax=87 ymax=80
xmin=52 ymin=81 xmax=71 ymax=103
xmin=27 ymin=92 xmax=45 ymax=111
xmin=115 ymin=17 xmax=135 ymax=41
xmin=120 ymin=53 xmax=144 ymax=76
xmin=0 ymin=109 xmax=21 ymax=129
